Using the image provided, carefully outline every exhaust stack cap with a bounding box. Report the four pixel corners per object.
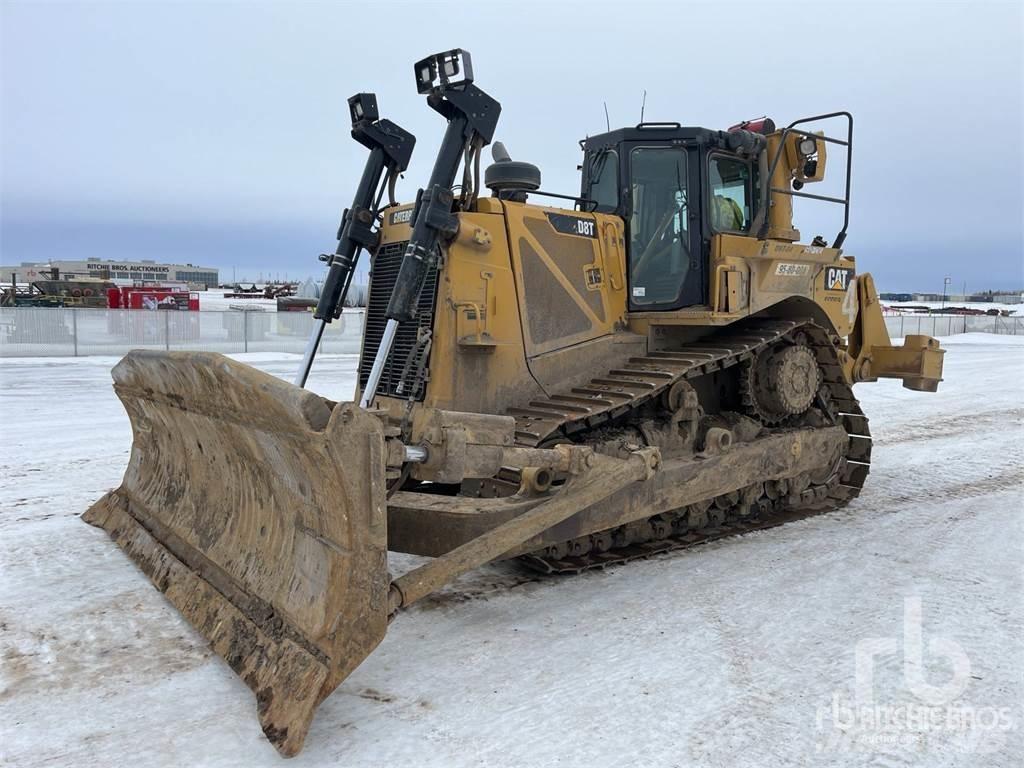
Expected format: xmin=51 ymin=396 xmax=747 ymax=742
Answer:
xmin=485 ymin=141 xmax=541 ymax=194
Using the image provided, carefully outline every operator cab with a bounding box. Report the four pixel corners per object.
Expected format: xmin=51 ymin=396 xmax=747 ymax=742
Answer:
xmin=580 ymin=121 xmax=769 ymax=312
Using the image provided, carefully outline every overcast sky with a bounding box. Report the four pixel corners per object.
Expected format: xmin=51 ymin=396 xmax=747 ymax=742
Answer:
xmin=2 ymin=0 xmax=1022 ymax=291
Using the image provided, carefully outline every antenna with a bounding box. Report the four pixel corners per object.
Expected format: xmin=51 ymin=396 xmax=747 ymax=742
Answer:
xmin=603 ymin=102 xmax=610 ymax=132
xmin=640 ymin=89 xmax=647 ymax=122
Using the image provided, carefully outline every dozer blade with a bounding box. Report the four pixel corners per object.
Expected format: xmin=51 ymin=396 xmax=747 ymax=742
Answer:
xmin=83 ymin=351 xmax=390 ymax=757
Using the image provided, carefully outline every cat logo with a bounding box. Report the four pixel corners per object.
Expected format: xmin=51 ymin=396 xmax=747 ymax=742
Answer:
xmin=825 ymin=266 xmax=854 ymax=291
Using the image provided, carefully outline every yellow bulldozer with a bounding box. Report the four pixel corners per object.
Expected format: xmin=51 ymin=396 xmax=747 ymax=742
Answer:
xmin=84 ymin=50 xmax=945 ymax=756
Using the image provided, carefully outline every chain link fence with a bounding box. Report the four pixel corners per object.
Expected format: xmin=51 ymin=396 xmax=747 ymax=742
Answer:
xmin=0 ymin=308 xmax=365 ymax=358
xmin=885 ymin=314 xmax=1023 ymax=338
xmin=1 ymin=307 xmax=1020 ymax=359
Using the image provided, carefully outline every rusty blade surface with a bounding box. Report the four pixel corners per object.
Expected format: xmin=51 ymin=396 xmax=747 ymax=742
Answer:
xmin=83 ymin=351 xmax=389 ymax=757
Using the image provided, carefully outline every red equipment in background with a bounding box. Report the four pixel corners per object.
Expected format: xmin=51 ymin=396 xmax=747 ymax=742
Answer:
xmin=107 ymin=286 xmax=199 ymax=311
xmin=105 ymin=285 xmax=202 ymax=345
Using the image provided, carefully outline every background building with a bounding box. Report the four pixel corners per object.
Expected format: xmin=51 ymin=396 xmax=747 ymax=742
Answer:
xmin=1 ymin=258 xmax=219 ymax=288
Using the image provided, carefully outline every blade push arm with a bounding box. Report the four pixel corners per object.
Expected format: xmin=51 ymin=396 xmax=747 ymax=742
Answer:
xmin=295 ymin=94 xmax=415 ymax=387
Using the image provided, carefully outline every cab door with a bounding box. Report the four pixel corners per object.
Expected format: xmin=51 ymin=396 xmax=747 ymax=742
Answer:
xmin=622 ymin=144 xmax=705 ymax=311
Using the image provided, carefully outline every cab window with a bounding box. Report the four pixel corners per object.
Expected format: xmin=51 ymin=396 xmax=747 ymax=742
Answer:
xmin=709 ymin=155 xmax=751 ymax=232
xmin=585 ymin=149 xmax=618 ymax=210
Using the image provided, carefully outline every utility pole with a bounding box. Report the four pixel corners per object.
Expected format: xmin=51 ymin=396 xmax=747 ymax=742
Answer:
xmin=942 ymin=276 xmax=952 ymax=309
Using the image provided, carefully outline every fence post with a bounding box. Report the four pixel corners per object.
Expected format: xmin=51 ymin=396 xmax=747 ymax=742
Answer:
xmin=900 ymin=315 xmax=904 ymax=337
xmin=164 ymin=310 xmax=170 ymax=351
xmin=244 ymin=311 xmax=249 ymax=353
xmin=72 ymin=308 xmax=78 ymax=357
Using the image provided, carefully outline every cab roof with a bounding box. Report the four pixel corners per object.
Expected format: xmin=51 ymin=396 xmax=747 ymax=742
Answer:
xmin=581 ymin=123 xmax=719 ymax=152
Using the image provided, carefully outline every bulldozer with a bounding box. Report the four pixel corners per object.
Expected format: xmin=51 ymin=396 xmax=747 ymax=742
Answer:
xmin=83 ymin=50 xmax=945 ymax=756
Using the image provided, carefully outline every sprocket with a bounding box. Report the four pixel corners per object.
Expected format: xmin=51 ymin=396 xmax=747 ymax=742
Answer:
xmin=742 ymin=342 xmax=822 ymax=424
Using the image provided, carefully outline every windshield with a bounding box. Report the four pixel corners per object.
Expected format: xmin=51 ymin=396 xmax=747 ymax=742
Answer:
xmin=628 ymin=146 xmax=689 ymax=306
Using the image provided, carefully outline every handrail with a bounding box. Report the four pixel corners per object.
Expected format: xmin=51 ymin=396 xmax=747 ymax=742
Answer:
xmin=757 ymin=111 xmax=853 ymax=250
xmin=517 ymin=189 xmax=599 ymax=212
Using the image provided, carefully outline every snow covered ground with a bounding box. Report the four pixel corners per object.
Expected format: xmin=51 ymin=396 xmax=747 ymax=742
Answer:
xmin=1 ymin=335 xmax=1022 ymax=767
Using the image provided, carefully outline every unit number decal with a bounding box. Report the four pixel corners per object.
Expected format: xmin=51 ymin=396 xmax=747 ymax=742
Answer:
xmin=824 ymin=266 xmax=855 ymax=291
xmin=546 ymin=212 xmax=597 ymax=238
xmin=775 ymin=262 xmax=811 ymax=277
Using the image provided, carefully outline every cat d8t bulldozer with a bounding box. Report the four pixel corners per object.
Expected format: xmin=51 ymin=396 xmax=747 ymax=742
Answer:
xmin=84 ymin=49 xmax=944 ymax=756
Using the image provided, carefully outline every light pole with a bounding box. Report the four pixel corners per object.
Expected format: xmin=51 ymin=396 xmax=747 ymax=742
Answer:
xmin=942 ymin=276 xmax=952 ymax=310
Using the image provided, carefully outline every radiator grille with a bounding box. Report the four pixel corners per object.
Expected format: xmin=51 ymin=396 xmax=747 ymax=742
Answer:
xmin=358 ymin=241 xmax=439 ymax=400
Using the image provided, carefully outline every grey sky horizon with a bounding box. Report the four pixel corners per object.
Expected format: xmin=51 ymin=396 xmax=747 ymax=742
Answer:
xmin=2 ymin=0 xmax=1022 ymax=292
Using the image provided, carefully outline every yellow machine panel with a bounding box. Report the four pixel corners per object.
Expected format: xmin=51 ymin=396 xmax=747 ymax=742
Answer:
xmin=502 ymin=202 xmax=627 ymax=357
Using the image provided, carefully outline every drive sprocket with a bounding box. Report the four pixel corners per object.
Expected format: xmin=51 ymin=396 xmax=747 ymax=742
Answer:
xmin=742 ymin=341 xmax=822 ymax=424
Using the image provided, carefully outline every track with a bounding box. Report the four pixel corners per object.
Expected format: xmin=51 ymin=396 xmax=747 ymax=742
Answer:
xmin=506 ymin=319 xmax=806 ymax=447
xmin=503 ymin=318 xmax=872 ymax=573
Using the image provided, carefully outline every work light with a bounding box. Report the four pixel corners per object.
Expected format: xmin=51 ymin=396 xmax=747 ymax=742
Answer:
xmin=347 ymin=93 xmax=379 ymax=126
xmin=414 ymin=49 xmax=474 ymax=94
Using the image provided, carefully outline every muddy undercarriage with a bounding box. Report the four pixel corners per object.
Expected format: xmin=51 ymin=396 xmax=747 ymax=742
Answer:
xmin=387 ymin=318 xmax=872 ymax=574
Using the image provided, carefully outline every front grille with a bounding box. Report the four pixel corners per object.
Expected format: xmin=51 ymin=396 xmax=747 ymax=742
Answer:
xmin=358 ymin=241 xmax=439 ymax=400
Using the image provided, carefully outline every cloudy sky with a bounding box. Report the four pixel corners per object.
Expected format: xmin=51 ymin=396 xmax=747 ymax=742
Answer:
xmin=2 ymin=0 xmax=1021 ymax=291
